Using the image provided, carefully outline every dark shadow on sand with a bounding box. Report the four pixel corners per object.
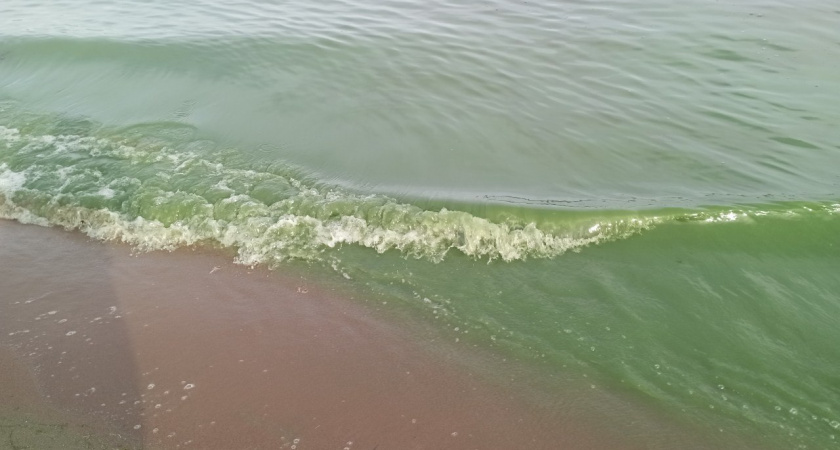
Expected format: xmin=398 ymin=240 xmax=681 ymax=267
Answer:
xmin=0 ymin=220 xmax=145 ymax=448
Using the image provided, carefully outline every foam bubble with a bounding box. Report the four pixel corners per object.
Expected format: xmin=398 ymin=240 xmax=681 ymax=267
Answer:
xmin=0 ymin=126 xmax=22 ymax=142
xmin=0 ymin=163 xmax=26 ymax=196
xmin=97 ymin=186 xmax=116 ymax=199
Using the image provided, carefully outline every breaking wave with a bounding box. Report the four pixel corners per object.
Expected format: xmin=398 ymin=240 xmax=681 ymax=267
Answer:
xmin=0 ymin=123 xmax=650 ymax=264
xmin=0 ymin=122 xmax=836 ymax=266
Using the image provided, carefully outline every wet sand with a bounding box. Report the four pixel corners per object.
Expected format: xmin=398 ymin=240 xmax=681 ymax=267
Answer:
xmin=0 ymin=219 xmax=641 ymax=450
xmin=1 ymin=219 xmax=766 ymax=450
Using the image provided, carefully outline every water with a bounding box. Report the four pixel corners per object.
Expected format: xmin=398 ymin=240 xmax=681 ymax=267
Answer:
xmin=2 ymin=0 xmax=839 ymax=447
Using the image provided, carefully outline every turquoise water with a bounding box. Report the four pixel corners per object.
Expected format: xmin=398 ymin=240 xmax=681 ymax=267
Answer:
xmin=1 ymin=0 xmax=839 ymax=447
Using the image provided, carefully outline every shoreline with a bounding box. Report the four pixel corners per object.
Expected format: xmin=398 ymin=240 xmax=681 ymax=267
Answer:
xmin=0 ymin=219 xmax=636 ymax=449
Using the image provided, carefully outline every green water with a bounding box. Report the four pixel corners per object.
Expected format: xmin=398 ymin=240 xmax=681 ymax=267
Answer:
xmin=1 ymin=0 xmax=839 ymax=447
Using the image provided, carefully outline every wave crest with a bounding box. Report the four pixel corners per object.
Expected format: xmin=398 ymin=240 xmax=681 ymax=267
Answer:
xmin=0 ymin=125 xmax=651 ymax=264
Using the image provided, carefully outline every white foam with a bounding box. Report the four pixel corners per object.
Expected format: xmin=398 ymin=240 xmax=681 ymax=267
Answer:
xmin=97 ymin=186 xmax=116 ymax=199
xmin=0 ymin=163 xmax=26 ymax=196
xmin=0 ymin=126 xmax=21 ymax=143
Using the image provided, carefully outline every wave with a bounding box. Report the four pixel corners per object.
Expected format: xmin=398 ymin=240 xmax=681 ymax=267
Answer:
xmin=0 ymin=119 xmax=837 ymax=265
xmin=0 ymin=122 xmax=642 ymax=264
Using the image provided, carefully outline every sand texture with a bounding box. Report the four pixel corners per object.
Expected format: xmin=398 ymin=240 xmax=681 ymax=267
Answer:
xmin=0 ymin=220 xmax=638 ymax=449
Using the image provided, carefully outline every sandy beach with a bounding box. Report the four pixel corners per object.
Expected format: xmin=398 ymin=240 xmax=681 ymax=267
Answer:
xmin=0 ymin=219 xmax=651 ymax=449
xmin=3 ymin=0 xmax=838 ymax=447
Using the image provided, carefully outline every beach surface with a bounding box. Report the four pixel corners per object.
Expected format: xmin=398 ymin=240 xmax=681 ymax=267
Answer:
xmin=0 ymin=219 xmax=655 ymax=449
xmin=1 ymin=0 xmax=838 ymax=447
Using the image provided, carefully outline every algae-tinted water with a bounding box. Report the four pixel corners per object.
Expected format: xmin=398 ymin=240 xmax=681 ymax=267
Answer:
xmin=1 ymin=0 xmax=839 ymax=447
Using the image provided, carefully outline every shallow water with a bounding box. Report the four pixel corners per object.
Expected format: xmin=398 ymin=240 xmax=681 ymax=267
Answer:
xmin=2 ymin=0 xmax=839 ymax=447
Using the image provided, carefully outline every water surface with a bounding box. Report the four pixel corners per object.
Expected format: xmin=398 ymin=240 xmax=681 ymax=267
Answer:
xmin=2 ymin=0 xmax=839 ymax=447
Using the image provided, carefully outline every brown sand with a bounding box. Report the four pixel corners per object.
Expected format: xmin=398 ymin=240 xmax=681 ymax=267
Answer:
xmin=0 ymin=345 xmax=130 ymax=449
xmin=1 ymin=220 xmax=762 ymax=450
xmin=0 ymin=219 xmax=639 ymax=449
